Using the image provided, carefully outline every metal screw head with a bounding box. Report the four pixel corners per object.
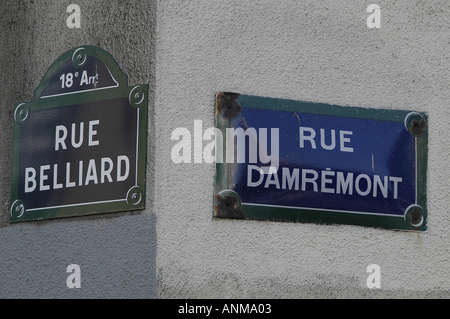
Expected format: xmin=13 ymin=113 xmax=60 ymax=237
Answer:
xmin=10 ymin=200 xmax=26 ymax=220
xmin=72 ymin=47 xmax=87 ymax=68
xmin=130 ymin=192 xmax=141 ymax=205
xmin=15 ymin=205 xmax=24 ymax=214
xmin=14 ymin=103 xmax=29 ymax=124
xmin=129 ymin=86 xmax=145 ymax=108
xmin=126 ymin=186 xmax=143 ymax=206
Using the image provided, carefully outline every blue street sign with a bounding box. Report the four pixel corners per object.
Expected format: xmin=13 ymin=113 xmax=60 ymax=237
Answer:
xmin=214 ymin=93 xmax=428 ymax=231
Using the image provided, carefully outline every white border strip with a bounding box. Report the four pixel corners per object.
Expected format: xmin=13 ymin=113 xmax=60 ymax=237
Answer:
xmin=27 ymin=199 xmax=125 ymax=212
xmin=135 ymin=108 xmax=140 ymax=185
xmin=242 ymin=202 xmax=404 ymax=218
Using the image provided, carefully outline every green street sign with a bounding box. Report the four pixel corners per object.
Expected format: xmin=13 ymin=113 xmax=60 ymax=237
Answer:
xmin=10 ymin=46 xmax=148 ymax=223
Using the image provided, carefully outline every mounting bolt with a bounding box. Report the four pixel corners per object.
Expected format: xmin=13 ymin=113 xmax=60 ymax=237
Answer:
xmin=216 ymin=92 xmax=242 ymax=119
xmin=10 ymin=200 xmax=26 ymax=220
xmin=215 ymin=190 xmax=245 ymax=219
xmin=14 ymin=103 xmax=30 ymax=124
xmin=129 ymin=86 xmax=145 ymax=108
xmin=72 ymin=47 xmax=87 ymax=68
xmin=410 ymin=209 xmax=422 ymax=226
xmin=405 ymin=112 xmax=427 ymax=137
xmin=126 ymin=186 xmax=143 ymax=206
xmin=405 ymin=205 xmax=425 ymax=228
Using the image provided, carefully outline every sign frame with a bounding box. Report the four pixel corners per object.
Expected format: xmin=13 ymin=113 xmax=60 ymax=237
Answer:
xmin=10 ymin=46 xmax=148 ymax=223
xmin=214 ymin=92 xmax=428 ymax=231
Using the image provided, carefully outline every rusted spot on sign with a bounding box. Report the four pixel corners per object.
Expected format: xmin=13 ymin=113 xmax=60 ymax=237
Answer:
xmin=214 ymin=193 xmax=245 ymax=219
xmin=215 ymin=92 xmax=241 ymax=119
xmin=405 ymin=112 xmax=427 ymax=137
xmin=409 ymin=118 xmax=427 ymax=137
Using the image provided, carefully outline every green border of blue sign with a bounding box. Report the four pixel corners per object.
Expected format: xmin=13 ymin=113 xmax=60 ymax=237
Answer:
xmin=214 ymin=92 xmax=428 ymax=231
xmin=10 ymin=46 xmax=148 ymax=223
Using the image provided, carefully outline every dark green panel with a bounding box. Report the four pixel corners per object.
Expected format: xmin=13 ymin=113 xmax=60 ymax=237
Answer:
xmin=10 ymin=46 xmax=148 ymax=223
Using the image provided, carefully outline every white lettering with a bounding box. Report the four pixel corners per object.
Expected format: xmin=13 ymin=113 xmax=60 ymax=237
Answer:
xmin=66 ymin=162 xmax=76 ymax=188
xmin=85 ymin=159 xmax=98 ymax=185
xmin=55 ymin=125 xmax=68 ymax=151
xmin=71 ymin=122 xmax=84 ymax=148
xmin=300 ymin=127 xmax=353 ymax=152
xmin=78 ymin=160 xmax=83 ymax=186
xmin=389 ymin=176 xmax=402 ymax=199
xmin=80 ymin=70 xmax=88 ymax=86
xmin=336 ymin=172 xmax=353 ymax=195
xmin=264 ymin=167 xmax=280 ymax=189
xmin=25 ymin=156 xmax=130 ymax=193
xmin=117 ymin=155 xmax=130 ymax=182
xmin=339 ymin=131 xmax=354 ymax=152
xmin=320 ymin=128 xmax=336 ymax=150
xmin=302 ymin=169 xmax=318 ymax=192
xmin=245 ymin=166 xmax=402 ymax=200
xmin=282 ymin=167 xmax=299 ymax=190
xmin=53 ymin=164 xmax=63 ymax=189
xmin=373 ymin=175 xmax=388 ymax=198
xmin=299 ymin=127 xmax=316 ymax=149
xmin=355 ymin=174 xmax=371 ymax=196
xmin=101 ymin=157 xmax=113 ymax=183
xmin=88 ymin=120 xmax=100 ymax=146
xmin=56 ymin=121 xmax=99 ymax=150
xmin=247 ymin=165 xmax=264 ymax=187
xmin=25 ymin=167 xmax=37 ymax=193
xmin=39 ymin=165 xmax=50 ymax=191
xmin=321 ymin=169 xmax=335 ymax=193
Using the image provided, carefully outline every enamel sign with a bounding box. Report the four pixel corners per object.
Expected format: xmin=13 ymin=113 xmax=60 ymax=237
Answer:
xmin=10 ymin=46 xmax=148 ymax=222
xmin=214 ymin=93 xmax=428 ymax=231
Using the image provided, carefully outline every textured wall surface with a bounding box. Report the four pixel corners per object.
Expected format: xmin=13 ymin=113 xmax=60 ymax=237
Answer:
xmin=154 ymin=0 xmax=450 ymax=298
xmin=1 ymin=0 xmax=450 ymax=298
xmin=0 ymin=0 xmax=157 ymax=298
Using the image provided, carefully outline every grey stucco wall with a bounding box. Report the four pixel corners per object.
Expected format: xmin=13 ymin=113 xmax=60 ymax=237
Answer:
xmin=1 ymin=0 xmax=450 ymax=298
xmin=154 ymin=0 xmax=450 ymax=298
xmin=0 ymin=0 xmax=157 ymax=298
